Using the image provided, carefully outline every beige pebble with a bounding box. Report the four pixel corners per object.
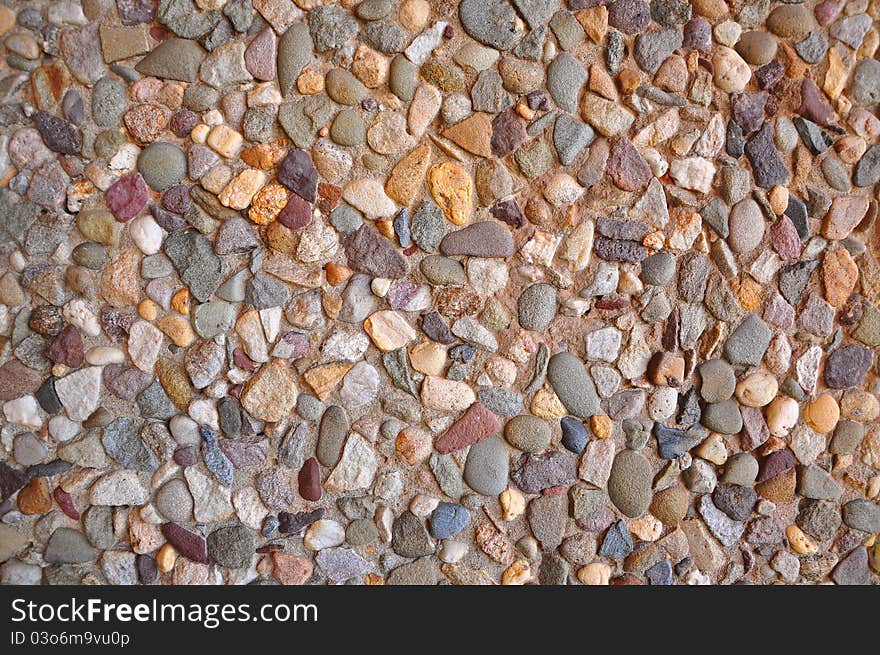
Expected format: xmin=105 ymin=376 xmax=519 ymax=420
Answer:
xmin=735 ymin=371 xmax=778 ymax=407
xmin=577 ymin=562 xmax=611 ymax=585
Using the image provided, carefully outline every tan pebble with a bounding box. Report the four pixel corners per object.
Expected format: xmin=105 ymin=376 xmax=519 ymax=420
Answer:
xmin=248 ymin=182 xmax=290 ymax=225
xmin=325 ymin=263 xmax=352 ymax=286
xmin=803 ymin=393 xmax=840 ymax=433
xmin=786 ymin=524 xmax=818 ymax=554
xmin=138 ymin=299 xmax=158 ymax=321
xmin=0 ymin=5 xmax=15 ymax=36
xmin=376 ymin=219 xmax=395 ymax=239
xmin=157 ymin=544 xmax=177 ymax=573
xmin=408 ymin=341 xmax=446 ymax=376
xmin=696 ymin=433 xmax=728 ymax=465
xmin=577 ymin=562 xmax=611 ymax=585
xmin=363 ymin=310 xmax=417 ymax=351
xmin=768 ymin=185 xmax=789 ymax=215
xmin=206 ymin=124 xmax=243 ymax=158
xmin=835 ymin=136 xmax=867 ymax=164
xmin=499 ymin=488 xmax=525 ymax=521
xmin=735 ymin=371 xmax=778 ymax=407
xmin=398 ymin=0 xmax=430 ymax=31
xmin=766 ymin=396 xmax=799 ymax=437
xmin=241 ymin=139 xmax=288 ymax=169
xmin=840 ymin=389 xmax=879 ymax=422
xmin=219 ymin=169 xmax=267 ymax=210
xmin=588 ymin=64 xmax=618 ymax=101
xmin=530 ymin=389 xmax=567 ymax=419
xmin=156 ymin=315 xmax=195 ymax=347
xmin=590 ymin=415 xmax=613 ymax=439
xmin=171 ymin=288 xmax=190 ymax=315
xmin=395 ymin=427 xmax=432 ymax=465
xmin=617 ymin=66 xmax=644 ymax=94
xmin=297 ymin=68 xmax=324 ymax=95
xmin=501 ymin=559 xmax=531 ymax=585
xmin=822 ymin=248 xmax=858 ymax=308
xmin=427 ymin=161 xmax=473 ymax=226
xmin=629 ymin=514 xmax=663 ymax=542
xmin=17 ymin=477 xmax=51 ymax=514
xmin=576 ymin=6 xmax=607 ymax=43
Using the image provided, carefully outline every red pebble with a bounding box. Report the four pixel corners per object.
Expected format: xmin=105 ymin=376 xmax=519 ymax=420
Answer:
xmin=53 ymin=487 xmax=80 ymax=520
xmin=298 ymin=457 xmax=323 ymax=502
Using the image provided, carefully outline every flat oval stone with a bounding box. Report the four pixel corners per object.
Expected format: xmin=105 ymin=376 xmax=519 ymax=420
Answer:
xmin=547 ymin=352 xmax=600 ymax=418
xmin=439 ymin=221 xmax=514 ymax=257
xmin=504 ymin=415 xmax=551 ymax=452
xmin=463 ymin=436 xmax=509 ymax=495
xmin=607 ymin=449 xmax=652 ymax=518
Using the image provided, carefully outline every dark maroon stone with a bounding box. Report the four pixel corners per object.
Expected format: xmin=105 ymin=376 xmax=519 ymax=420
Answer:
xmin=151 ymin=205 xmax=187 ymax=232
xmin=170 ymin=109 xmax=198 ymax=137
xmin=278 ymin=508 xmax=324 ymax=534
xmin=232 ymin=347 xmax=257 ymax=372
xmin=136 ymin=554 xmax=158 ymax=584
xmin=278 ymin=149 xmax=318 ymax=202
xmin=744 ymin=122 xmax=789 ymax=188
xmin=824 ymin=343 xmax=873 ymax=389
xmin=33 ymin=111 xmax=81 ymax=155
xmin=162 ymin=184 xmax=192 ymax=214
xmin=173 ymin=446 xmax=199 ymax=467
xmin=755 ymin=60 xmax=784 ymax=89
xmin=491 ymin=109 xmax=527 ymax=157
xmin=106 ymin=172 xmax=150 ymax=223
xmin=526 ymin=90 xmax=550 ymax=111
xmin=344 ymin=224 xmax=408 ymax=279
xmin=420 ymin=310 xmax=455 ymax=344
xmin=435 ymin=402 xmax=501 ymax=454
xmin=53 ymin=487 xmax=80 ymax=520
xmin=732 ymin=92 xmax=768 ymax=137
xmin=160 ymin=522 xmax=209 ymax=563
xmin=608 ymin=0 xmax=651 ymax=33
xmin=595 ymin=295 xmax=630 ymax=310
xmin=606 ymin=137 xmax=652 ymax=192
xmin=277 ymin=192 xmax=312 ymax=229
xmin=47 ymin=324 xmax=85 ymax=368
xmin=757 ymin=449 xmax=796 ymax=483
xmin=0 ymin=462 xmax=28 ymax=503
xmin=489 ymin=198 xmax=526 ymax=228
xmin=799 ymin=78 xmax=837 ymax=127
xmin=770 ymin=215 xmax=801 ymax=261
xmin=298 ymin=457 xmax=322 ymax=501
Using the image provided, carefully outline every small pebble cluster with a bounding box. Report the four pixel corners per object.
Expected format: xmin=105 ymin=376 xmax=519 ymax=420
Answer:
xmin=0 ymin=0 xmax=879 ymax=587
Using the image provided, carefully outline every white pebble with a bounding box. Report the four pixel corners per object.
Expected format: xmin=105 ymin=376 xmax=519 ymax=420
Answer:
xmin=128 ymin=215 xmax=165 ymax=255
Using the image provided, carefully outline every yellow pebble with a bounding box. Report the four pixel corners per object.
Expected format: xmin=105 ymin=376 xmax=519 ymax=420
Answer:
xmin=786 ymin=524 xmax=818 ymax=555
xmin=577 ymin=562 xmax=611 ymax=585
xmin=768 ymin=185 xmax=789 ymax=215
xmin=530 ymin=389 xmax=567 ymax=419
xmin=171 ymin=288 xmax=190 ymax=315
xmin=590 ymin=415 xmax=613 ymax=439
xmin=138 ymin=299 xmax=158 ymax=321
xmin=499 ymin=488 xmax=525 ymax=521
xmin=297 ymin=68 xmax=324 ymax=95
xmin=157 ymin=544 xmax=177 ymax=573
xmin=501 ymin=559 xmax=531 ymax=585
xmin=803 ymin=393 xmax=840 ymax=434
